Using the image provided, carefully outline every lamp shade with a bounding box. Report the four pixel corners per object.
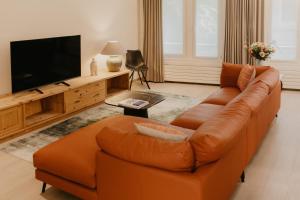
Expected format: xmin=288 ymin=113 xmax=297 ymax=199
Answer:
xmin=101 ymin=41 xmax=123 ymax=55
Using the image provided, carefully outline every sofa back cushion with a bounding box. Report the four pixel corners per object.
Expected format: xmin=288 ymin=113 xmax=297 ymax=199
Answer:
xmin=220 ymin=63 xmax=271 ymax=88
xmin=96 ymin=127 xmax=194 ymax=172
xmin=255 ymin=66 xmax=271 ymax=77
xmin=252 ymin=68 xmax=279 ymax=93
xmin=232 ymin=81 xmax=269 ymax=113
xmin=237 ymin=65 xmax=256 ymax=91
xmin=220 ymin=63 xmax=244 ymax=88
xmin=190 ymin=101 xmax=251 ymax=167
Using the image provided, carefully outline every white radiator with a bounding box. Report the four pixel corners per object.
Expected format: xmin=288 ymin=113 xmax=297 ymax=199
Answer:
xmin=165 ymin=64 xmax=222 ymax=85
xmin=275 ymin=66 xmax=300 ymax=90
xmin=165 ymin=64 xmax=300 ymax=90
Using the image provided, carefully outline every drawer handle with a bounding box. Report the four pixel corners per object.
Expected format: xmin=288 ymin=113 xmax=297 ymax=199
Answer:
xmin=93 ymin=93 xmax=100 ymax=97
xmin=74 ymin=90 xmax=80 ymax=93
xmin=75 ymin=100 xmax=81 ymax=104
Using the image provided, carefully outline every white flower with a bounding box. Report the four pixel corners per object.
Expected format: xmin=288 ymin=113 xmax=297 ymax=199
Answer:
xmin=259 ymin=52 xmax=266 ymax=58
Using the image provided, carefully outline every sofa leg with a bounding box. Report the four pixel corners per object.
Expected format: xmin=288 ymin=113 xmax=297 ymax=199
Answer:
xmin=41 ymin=182 xmax=47 ymax=193
xmin=240 ymin=171 xmax=245 ymax=183
xmin=276 ymin=114 xmax=278 ymax=118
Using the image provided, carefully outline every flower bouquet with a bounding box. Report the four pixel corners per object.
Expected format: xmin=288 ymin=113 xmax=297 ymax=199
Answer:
xmin=246 ymin=42 xmax=276 ymax=63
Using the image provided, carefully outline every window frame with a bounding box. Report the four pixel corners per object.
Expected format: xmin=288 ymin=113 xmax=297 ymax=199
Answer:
xmin=266 ymin=0 xmax=300 ymax=64
xmin=163 ymin=0 xmax=225 ymax=66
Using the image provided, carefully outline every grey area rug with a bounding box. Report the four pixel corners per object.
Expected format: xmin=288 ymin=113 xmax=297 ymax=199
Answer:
xmin=0 ymin=92 xmax=200 ymax=162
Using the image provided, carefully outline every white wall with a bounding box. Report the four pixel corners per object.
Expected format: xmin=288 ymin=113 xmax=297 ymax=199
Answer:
xmin=0 ymin=0 xmax=139 ymax=95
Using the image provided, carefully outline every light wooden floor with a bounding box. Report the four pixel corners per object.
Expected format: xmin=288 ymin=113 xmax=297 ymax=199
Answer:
xmin=0 ymin=82 xmax=299 ymax=200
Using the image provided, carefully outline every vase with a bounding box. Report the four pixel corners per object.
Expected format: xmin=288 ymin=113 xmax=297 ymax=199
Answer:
xmin=255 ymin=59 xmax=265 ymax=66
xmin=90 ymin=58 xmax=98 ymax=76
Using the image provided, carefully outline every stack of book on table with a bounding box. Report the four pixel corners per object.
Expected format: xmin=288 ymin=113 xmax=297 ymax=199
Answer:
xmin=118 ymin=98 xmax=149 ymax=109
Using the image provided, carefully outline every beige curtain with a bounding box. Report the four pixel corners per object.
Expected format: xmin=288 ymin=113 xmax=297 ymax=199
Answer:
xmin=224 ymin=0 xmax=265 ymax=65
xmin=142 ymin=0 xmax=164 ymax=82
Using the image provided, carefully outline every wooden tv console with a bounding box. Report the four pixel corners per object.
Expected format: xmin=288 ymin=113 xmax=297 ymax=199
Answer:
xmin=0 ymin=69 xmax=130 ymax=140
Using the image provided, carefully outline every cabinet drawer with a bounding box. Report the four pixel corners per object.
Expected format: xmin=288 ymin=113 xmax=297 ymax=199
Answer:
xmin=65 ymin=101 xmax=87 ymax=113
xmin=87 ymin=91 xmax=106 ymax=105
xmin=65 ymin=87 xmax=88 ymax=101
xmin=0 ymin=106 xmax=23 ymax=138
xmin=64 ymin=81 xmax=106 ymax=113
xmin=65 ymin=81 xmax=105 ymax=103
xmin=86 ymin=81 xmax=105 ymax=94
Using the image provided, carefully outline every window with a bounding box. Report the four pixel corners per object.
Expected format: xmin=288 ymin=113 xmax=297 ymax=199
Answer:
xmin=271 ymin=0 xmax=299 ymax=60
xmin=163 ymin=0 xmax=184 ymax=55
xmin=195 ymin=0 xmax=219 ymax=57
xmin=162 ymin=0 xmax=222 ymax=59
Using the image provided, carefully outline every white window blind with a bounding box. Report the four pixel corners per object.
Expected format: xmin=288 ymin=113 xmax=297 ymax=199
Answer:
xmin=271 ymin=0 xmax=298 ymax=61
xmin=163 ymin=0 xmax=184 ymax=55
xmin=195 ymin=0 xmax=219 ymax=58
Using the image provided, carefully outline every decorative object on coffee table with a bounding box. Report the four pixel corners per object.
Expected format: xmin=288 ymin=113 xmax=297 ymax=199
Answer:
xmin=101 ymin=41 xmax=124 ymax=72
xmin=105 ymin=91 xmax=165 ymax=118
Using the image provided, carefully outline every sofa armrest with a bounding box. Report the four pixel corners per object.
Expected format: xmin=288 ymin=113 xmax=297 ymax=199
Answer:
xmin=96 ymin=151 xmax=202 ymax=200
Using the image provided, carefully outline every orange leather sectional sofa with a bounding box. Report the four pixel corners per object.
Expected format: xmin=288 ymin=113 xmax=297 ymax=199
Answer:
xmin=33 ymin=63 xmax=281 ymax=200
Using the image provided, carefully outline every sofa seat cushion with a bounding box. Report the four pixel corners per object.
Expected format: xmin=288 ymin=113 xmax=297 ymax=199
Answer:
xmin=171 ymin=103 xmax=225 ymax=130
xmin=202 ymin=87 xmax=241 ymax=105
xmin=33 ymin=124 xmax=101 ymax=189
xmin=96 ymin=127 xmax=194 ymax=172
xmin=33 ymin=115 xmax=194 ymax=189
xmin=190 ymin=101 xmax=251 ymax=167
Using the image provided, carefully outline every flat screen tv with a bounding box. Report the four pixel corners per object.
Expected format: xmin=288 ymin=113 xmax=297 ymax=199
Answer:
xmin=10 ymin=35 xmax=81 ymax=93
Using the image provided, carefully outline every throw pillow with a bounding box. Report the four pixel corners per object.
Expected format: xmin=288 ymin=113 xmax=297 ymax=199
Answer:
xmin=237 ymin=65 xmax=256 ymax=91
xmin=135 ymin=123 xmax=189 ymax=142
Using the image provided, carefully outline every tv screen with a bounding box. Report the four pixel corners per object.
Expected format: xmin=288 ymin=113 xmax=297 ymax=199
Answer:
xmin=10 ymin=35 xmax=81 ymax=93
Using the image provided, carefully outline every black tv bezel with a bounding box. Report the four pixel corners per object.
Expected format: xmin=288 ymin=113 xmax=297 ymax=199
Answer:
xmin=10 ymin=35 xmax=82 ymax=94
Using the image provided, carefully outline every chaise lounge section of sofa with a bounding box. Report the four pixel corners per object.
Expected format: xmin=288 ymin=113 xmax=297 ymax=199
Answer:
xmin=33 ymin=63 xmax=281 ymax=200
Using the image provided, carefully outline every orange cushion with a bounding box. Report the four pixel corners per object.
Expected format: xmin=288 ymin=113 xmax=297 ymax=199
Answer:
xmin=202 ymin=87 xmax=241 ymax=105
xmin=135 ymin=123 xmax=189 ymax=141
xmin=96 ymin=127 xmax=194 ymax=172
xmin=171 ymin=103 xmax=225 ymax=130
xmin=220 ymin=63 xmax=244 ymax=88
xmin=231 ymin=81 xmax=269 ymax=113
xmin=237 ymin=65 xmax=256 ymax=91
xmin=220 ymin=63 xmax=270 ymax=88
xmin=255 ymin=66 xmax=271 ymax=77
xmin=252 ymin=68 xmax=279 ymax=93
xmin=190 ymin=101 xmax=251 ymax=167
xmin=33 ymin=122 xmax=102 ymax=189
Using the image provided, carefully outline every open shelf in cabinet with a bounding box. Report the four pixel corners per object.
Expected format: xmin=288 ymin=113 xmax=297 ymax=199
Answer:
xmin=24 ymin=93 xmax=64 ymax=126
xmin=106 ymin=73 xmax=129 ymax=96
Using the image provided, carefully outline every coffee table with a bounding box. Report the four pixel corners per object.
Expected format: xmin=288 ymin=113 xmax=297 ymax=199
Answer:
xmin=105 ymin=91 xmax=165 ymax=118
